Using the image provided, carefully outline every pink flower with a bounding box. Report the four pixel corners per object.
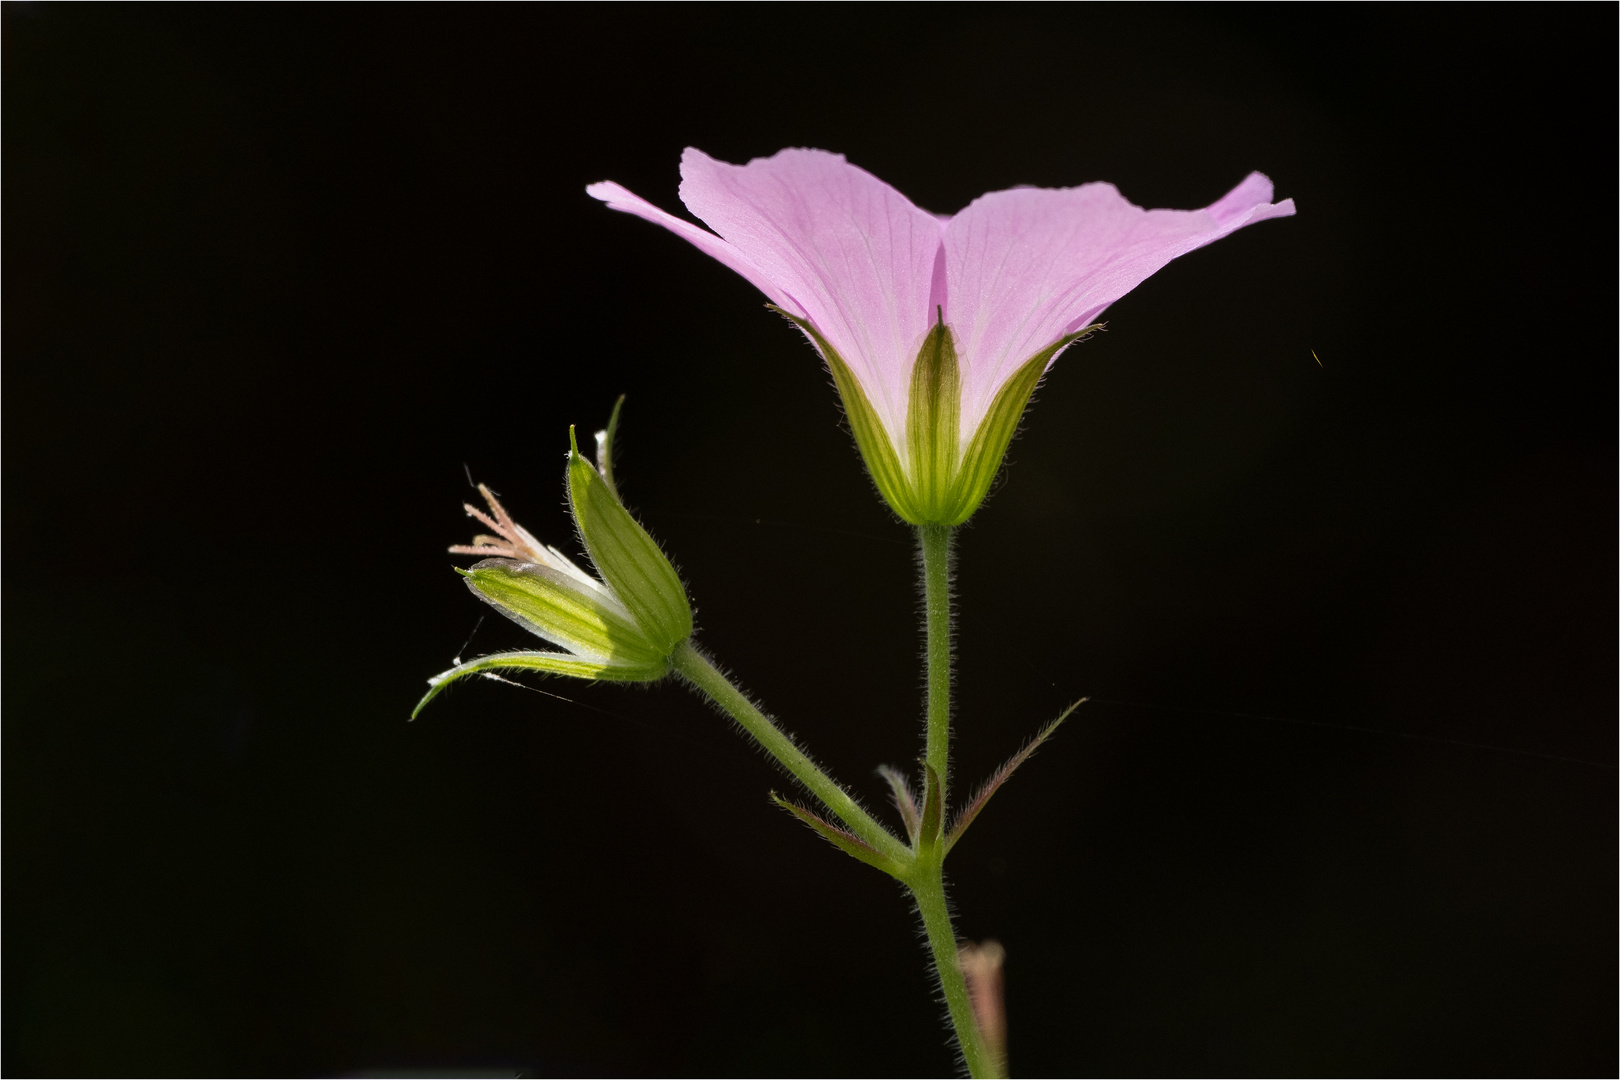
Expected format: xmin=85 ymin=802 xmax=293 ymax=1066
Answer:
xmin=588 ymin=148 xmax=1293 ymax=525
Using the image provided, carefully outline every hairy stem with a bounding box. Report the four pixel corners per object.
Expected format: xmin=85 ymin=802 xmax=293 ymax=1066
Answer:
xmin=913 ymin=862 xmax=998 ymax=1078
xmin=919 ymin=524 xmax=955 ymax=801
xmin=671 ymin=641 xmax=908 ymax=861
xmin=915 ymin=524 xmax=995 ymax=1075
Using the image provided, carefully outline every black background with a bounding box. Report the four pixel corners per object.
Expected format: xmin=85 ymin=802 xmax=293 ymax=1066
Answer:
xmin=5 ymin=4 xmax=1616 ymax=1076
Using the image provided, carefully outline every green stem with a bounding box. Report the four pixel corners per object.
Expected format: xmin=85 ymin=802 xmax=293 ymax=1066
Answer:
xmin=671 ymin=641 xmax=908 ymax=862
xmin=919 ymin=524 xmax=955 ymax=801
xmin=913 ymin=861 xmax=997 ymax=1078
xmin=915 ymin=524 xmax=995 ymax=1076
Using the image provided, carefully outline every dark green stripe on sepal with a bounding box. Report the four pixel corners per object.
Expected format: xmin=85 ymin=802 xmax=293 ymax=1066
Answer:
xmin=943 ymin=324 xmax=1103 ymax=525
xmin=906 ymin=313 xmax=962 ymax=523
xmin=567 ymin=428 xmax=693 ymax=654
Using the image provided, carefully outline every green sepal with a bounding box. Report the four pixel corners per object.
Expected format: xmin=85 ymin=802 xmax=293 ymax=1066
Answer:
xmin=907 ymin=313 xmax=963 ymax=522
xmin=771 ymin=792 xmax=910 ymax=879
xmin=919 ymin=762 xmax=945 ymax=850
xmin=769 ymin=305 xmax=1101 ymax=526
xmin=567 ymin=427 xmax=693 ymax=654
xmin=461 ymin=559 xmax=664 ymax=666
xmin=943 ymin=325 xmax=1103 ymax=525
xmin=769 ymin=305 xmax=919 ymax=522
xmin=412 ymin=649 xmax=664 ymax=719
xmin=943 ymin=698 xmax=1086 ymax=855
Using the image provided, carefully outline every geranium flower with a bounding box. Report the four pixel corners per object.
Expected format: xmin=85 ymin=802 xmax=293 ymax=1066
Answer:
xmin=588 ymin=148 xmax=1294 ymax=525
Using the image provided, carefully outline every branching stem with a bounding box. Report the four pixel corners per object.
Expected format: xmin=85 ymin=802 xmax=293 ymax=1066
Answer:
xmin=670 ymin=529 xmax=998 ymax=1076
xmin=671 ymin=642 xmax=909 ymax=863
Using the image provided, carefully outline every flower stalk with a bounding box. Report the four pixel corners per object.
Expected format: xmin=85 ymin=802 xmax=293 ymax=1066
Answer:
xmin=670 ymin=642 xmax=910 ymax=865
xmin=912 ymin=521 xmax=1004 ymax=1077
xmin=677 ymin=521 xmax=1002 ymax=1075
xmin=920 ymin=524 xmax=955 ymax=799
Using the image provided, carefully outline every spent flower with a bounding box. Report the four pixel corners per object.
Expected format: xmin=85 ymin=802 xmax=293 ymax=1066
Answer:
xmin=416 ymin=410 xmax=691 ymax=715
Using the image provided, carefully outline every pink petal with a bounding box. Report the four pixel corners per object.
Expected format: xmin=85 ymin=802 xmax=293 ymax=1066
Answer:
xmin=943 ymin=173 xmax=1295 ymax=445
xmin=585 ymin=180 xmax=799 ymax=315
xmin=677 ymin=148 xmax=945 ymax=445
